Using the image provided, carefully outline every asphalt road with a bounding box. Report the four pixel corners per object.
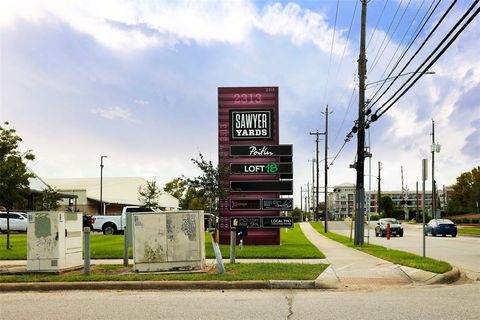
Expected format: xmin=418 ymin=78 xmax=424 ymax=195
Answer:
xmin=1 ymin=283 xmax=479 ymax=319
xmin=328 ymin=221 xmax=480 ymax=279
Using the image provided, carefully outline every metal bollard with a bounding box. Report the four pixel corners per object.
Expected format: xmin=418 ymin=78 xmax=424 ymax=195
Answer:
xmin=83 ymin=227 xmax=90 ymax=276
xmin=123 ymin=225 xmax=129 ymax=266
xmin=230 ymin=229 xmax=236 ymax=264
xmin=387 ymin=223 xmax=390 ymax=240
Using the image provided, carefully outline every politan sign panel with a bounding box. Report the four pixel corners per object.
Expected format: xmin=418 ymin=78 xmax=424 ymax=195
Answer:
xmin=230 ymin=163 xmax=293 ymax=175
xmin=230 ymin=110 xmax=272 ymax=140
xmin=230 ymin=145 xmax=293 ymax=157
xmin=262 ymin=198 xmax=294 ymax=211
xmin=229 ymin=199 xmax=262 ymax=211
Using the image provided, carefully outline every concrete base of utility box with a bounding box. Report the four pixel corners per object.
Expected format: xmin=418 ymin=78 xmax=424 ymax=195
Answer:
xmin=134 ymin=261 xmax=204 ymax=273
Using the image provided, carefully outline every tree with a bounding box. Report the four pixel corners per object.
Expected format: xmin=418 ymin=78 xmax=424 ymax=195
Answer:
xmin=378 ymin=196 xmax=394 ymax=217
xmin=292 ymin=207 xmax=304 ymax=222
xmin=36 ymin=187 xmax=60 ymax=211
xmin=447 ymin=166 xmax=480 ymax=213
xmin=185 ymin=153 xmax=229 ymax=215
xmin=138 ymin=178 xmax=161 ymax=209
xmin=0 ymin=122 xmax=35 ymax=249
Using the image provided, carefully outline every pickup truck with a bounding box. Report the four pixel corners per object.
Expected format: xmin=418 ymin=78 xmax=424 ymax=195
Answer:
xmin=92 ymin=206 xmax=159 ymax=235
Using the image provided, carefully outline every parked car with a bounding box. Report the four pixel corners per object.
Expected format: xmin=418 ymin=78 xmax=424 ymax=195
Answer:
xmin=375 ymin=218 xmax=404 ymax=237
xmin=83 ymin=214 xmax=95 ymax=231
xmin=92 ymin=206 xmax=158 ymax=235
xmin=204 ymin=213 xmax=217 ymax=231
xmin=0 ymin=212 xmax=29 ymax=233
xmin=425 ymin=219 xmax=457 ymax=237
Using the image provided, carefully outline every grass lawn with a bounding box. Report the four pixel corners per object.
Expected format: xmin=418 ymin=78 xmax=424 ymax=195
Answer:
xmin=205 ymin=225 xmax=325 ymax=259
xmin=310 ymin=222 xmax=452 ymax=274
xmin=1 ymin=224 xmax=324 ymax=260
xmin=458 ymin=226 xmax=480 ymax=236
xmin=0 ymin=263 xmax=327 ymax=282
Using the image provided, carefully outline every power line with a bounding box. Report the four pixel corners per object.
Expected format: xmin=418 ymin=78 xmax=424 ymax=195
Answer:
xmin=368 ymin=0 xmax=457 ymax=114
xmin=368 ymin=0 xmax=429 ymax=94
xmin=323 ymin=0 xmax=340 ymax=105
xmin=368 ymin=0 xmax=404 ymax=73
xmin=368 ymin=0 xmax=441 ymax=102
xmin=374 ymin=1 xmax=480 ymax=120
xmin=332 ymin=85 xmax=357 ymax=147
xmin=366 ymin=0 xmax=389 ymax=50
xmin=369 ymin=0 xmax=413 ymax=73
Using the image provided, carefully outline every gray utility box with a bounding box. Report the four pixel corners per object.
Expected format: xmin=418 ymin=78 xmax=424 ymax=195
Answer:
xmin=27 ymin=212 xmax=83 ymax=272
xmin=133 ymin=211 xmax=205 ymax=272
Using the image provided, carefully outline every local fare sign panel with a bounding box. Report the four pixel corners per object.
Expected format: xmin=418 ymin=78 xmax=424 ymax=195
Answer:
xmin=231 ymin=110 xmax=272 ymax=140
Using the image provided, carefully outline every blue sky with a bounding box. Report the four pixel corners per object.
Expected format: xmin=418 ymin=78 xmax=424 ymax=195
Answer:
xmin=1 ymin=0 xmax=479 ymax=202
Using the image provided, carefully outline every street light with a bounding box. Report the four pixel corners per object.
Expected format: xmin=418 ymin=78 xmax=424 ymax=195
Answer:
xmin=100 ymin=155 xmax=107 ymax=215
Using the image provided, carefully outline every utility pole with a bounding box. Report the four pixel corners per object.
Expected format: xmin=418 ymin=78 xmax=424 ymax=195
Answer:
xmin=300 ymin=185 xmax=303 ymax=216
xmin=416 ymin=181 xmax=419 ymax=222
xmin=322 ymin=105 xmax=332 ymax=232
xmin=100 ymin=155 xmax=107 ymax=215
xmin=377 ymin=161 xmax=382 ymax=215
xmin=309 ymin=131 xmax=322 ymax=221
xmin=309 ymin=158 xmax=315 ymax=216
xmin=307 ymin=182 xmax=310 ymax=219
xmin=354 ymin=0 xmax=367 ymax=245
xmin=431 ymin=119 xmax=436 ymax=219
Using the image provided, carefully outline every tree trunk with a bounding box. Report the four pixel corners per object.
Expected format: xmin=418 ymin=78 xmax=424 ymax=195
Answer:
xmin=6 ymin=207 xmax=11 ymax=250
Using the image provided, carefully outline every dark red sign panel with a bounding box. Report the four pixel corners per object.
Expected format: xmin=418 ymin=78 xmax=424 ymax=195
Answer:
xmin=218 ymin=87 xmax=280 ymax=245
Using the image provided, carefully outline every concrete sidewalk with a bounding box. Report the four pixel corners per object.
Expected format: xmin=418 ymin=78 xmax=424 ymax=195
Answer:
xmin=300 ymin=222 xmax=454 ymax=288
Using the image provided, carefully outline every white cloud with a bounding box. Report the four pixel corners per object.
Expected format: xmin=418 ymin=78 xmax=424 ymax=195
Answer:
xmin=91 ymin=106 xmax=139 ymax=123
xmin=0 ymin=0 xmax=346 ymax=53
xmin=134 ymin=99 xmax=150 ymax=105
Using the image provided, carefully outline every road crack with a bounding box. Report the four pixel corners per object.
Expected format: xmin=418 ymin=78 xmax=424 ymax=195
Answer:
xmin=285 ymin=291 xmax=294 ymax=320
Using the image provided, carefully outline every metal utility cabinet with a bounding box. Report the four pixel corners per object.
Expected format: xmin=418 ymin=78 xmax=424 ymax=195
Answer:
xmin=27 ymin=212 xmax=83 ymax=272
xmin=133 ymin=211 xmax=205 ymax=272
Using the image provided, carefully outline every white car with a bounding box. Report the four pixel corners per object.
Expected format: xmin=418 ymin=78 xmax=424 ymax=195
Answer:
xmin=0 ymin=212 xmax=29 ymax=233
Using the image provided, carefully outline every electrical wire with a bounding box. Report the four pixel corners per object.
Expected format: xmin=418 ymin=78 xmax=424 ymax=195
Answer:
xmin=368 ymin=0 xmax=404 ymax=74
xmin=366 ymin=0 xmax=389 ymax=50
xmin=368 ymin=0 xmax=441 ymax=103
xmin=368 ymin=0 xmax=458 ymax=114
xmin=368 ymin=0 xmax=428 ymax=93
xmin=369 ymin=0 xmax=413 ymax=73
xmin=375 ymin=1 xmax=480 ymax=120
xmin=322 ymin=0 xmax=340 ymax=106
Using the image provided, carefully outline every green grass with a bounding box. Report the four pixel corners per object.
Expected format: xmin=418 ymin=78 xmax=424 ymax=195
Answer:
xmin=205 ymin=225 xmax=325 ymax=259
xmin=310 ymin=222 xmax=452 ymax=274
xmin=458 ymin=226 xmax=480 ymax=236
xmin=0 ymin=263 xmax=327 ymax=282
xmin=1 ymin=225 xmax=324 ymax=260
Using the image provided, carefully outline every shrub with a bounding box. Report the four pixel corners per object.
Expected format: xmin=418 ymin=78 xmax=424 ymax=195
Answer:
xmin=369 ymin=214 xmax=379 ymax=221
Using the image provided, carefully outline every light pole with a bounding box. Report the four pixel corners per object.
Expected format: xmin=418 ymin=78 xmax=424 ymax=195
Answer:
xmin=100 ymin=155 xmax=107 ymax=215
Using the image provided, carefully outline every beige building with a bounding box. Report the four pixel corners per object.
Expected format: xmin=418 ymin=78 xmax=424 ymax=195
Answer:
xmin=46 ymin=177 xmax=179 ymax=215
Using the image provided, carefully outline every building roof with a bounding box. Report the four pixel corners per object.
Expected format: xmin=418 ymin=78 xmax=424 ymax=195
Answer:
xmin=45 ymin=177 xmax=179 ymax=208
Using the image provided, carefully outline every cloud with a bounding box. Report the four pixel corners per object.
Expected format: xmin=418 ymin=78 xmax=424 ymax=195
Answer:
xmin=134 ymin=99 xmax=150 ymax=105
xmin=0 ymin=1 xmax=346 ymax=53
xmin=91 ymin=106 xmax=139 ymax=123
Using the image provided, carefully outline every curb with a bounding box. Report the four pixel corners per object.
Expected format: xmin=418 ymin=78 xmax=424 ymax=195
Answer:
xmin=425 ymin=267 xmax=461 ymax=285
xmin=0 ymin=280 xmax=272 ymax=292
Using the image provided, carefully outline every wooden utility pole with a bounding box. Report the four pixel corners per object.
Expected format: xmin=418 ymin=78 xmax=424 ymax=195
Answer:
xmin=309 ymin=131 xmax=322 ymax=221
xmin=354 ymin=0 xmax=367 ymax=245
xmin=322 ymin=105 xmax=332 ymax=232
xmin=377 ymin=161 xmax=382 ymax=215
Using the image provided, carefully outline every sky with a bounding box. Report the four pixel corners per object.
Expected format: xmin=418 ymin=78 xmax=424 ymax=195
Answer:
xmin=1 ymin=0 xmax=479 ymax=204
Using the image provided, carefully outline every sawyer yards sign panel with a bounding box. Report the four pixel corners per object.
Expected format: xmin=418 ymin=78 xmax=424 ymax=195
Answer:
xmin=230 ymin=110 xmax=272 ymax=140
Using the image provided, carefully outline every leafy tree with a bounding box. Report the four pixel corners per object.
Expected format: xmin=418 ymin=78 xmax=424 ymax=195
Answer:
xmin=378 ymin=196 xmax=394 ymax=217
xmin=447 ymin=166 xmax=480 ymax=213
xmin=138 ymin=178 xmax=161 ymax=209
xmin=163 ymin=177 xmax=187 ymax=201
xmin=0 ymin=122 xmax=35 ymax=249
xmin=185 ymin=153 xmax=229 ymax=215
xmin=36 ymin=187 xmax=60 ymax=211
xmin=292 ymin=207 xmax=303 ymax=222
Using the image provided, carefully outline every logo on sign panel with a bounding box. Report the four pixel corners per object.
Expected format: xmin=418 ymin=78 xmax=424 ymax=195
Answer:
xmin=231 ymin=110 xmax=272 ymax=140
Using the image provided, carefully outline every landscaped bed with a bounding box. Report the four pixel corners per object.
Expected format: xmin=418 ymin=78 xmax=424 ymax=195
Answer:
xmin=310 ymin=221 xmax=452 ymax=274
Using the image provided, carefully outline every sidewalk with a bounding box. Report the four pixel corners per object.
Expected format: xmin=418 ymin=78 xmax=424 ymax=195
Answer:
xmin=299 ymin=222 xmax=452 ymax=288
